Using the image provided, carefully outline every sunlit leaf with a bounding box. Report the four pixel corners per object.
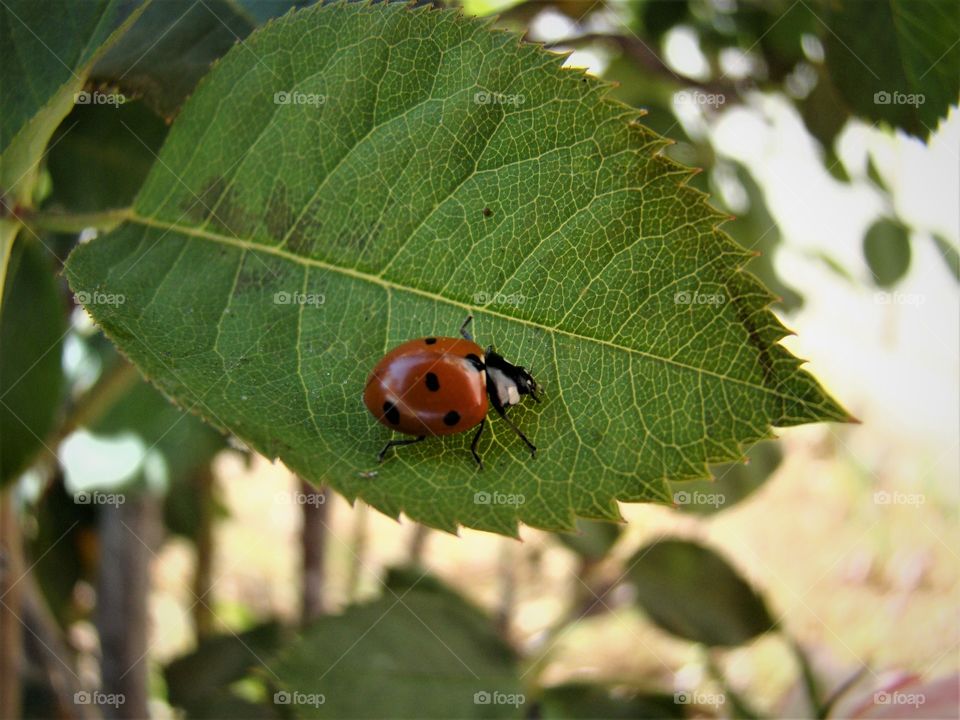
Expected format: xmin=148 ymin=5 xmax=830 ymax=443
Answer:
xmin=67 ymin=2 xmax=849 ymax=536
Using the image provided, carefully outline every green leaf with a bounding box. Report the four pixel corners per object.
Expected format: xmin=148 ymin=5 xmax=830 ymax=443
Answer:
xmin=45 ymin=100 xmax=168 ymax=212
xmin=89 ymin=373 xmax=229 ymax=538
xmin=538 ymin=683 xmax=683 ymax=720
xmin=66 ymin=2 xmax=849 ymax=537
xmin=29 ymin=478 xmax=97 ymax=625
xmin=554 ymin=518 xmax=622 ymax=562
xmin=824 ymin=0 xmax=960 ymax=139
xmin=0 ymin=0 xmax=147 ymax=204
xmin=717 ymin=163 xmax=803 ymax=312
xmin=271 ymin=588 xmax=523 ymax=719
xmin=0 ymin=239 xmax=65 ymax=485
xmin=627 ymin=538 xmax=776 ymax=646
xmin=0 ymin=0 xmax=141 ymax=157
xmin=931 ymin=233 xmax=960 ymax=281
xmin=863 ymin=217 xmax=911 ymax=287
xmin=164 ymin=621 xmax=284 ymax=718
xmin=670 ymin=439 xmax=782 ymax=516
xmin=90 ymin=0 xmax=256 ymax=121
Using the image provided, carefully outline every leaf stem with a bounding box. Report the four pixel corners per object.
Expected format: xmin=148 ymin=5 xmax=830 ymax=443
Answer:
xmin=19 ymin=207 xmax=131 ymax=235
xmin=789 ymin=637 xmax=828 ymax=719
xmin=705 ymin=651 xmax=763 ymax=719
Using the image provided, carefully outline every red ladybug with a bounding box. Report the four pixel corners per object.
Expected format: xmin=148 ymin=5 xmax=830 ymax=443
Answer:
xmin=363 ymin=316 xmax=539 ymax=468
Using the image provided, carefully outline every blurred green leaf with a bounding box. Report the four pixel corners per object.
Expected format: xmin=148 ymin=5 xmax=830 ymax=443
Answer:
xmin=384 ymin=565 xmax=469 ymax=599
xmin=92 ymin=377 xmax=226 ymax=485
xmin=865 ymin=154 xmax=888 ymax=192
xmin=538 ymin=682 xmax=683 ymax=719
xmin=30 ymin=477 xmax=98 ymax=625
xmin=46 ymin=100 xmax=168 ymax=212
xmin=91 ymin=0 xmax=256 ymax=121
xmin=824 ymin=0 xmax=960 ymax=139
xmin=238 ymin=0 xmax=316 ymax=25
xmin=799 ymin=67 xmax=851 ymax=152
xmin=554 ymin=518 xmax=623 ymax=562
xmin=0 ymin=0 xmax=146 ymax=206
xmin=631 ymin=0 xmax=689 ymax=41
xmin=628 ymin=539 xmax=776 ymax=646
xmin=719 ymin=163 xmax=803 ymax=311
xmin=670 ymin=439 xmax=782 ymax=516
xmin=0 ymin=240 xmax=65 ymax=485
xmin=90 ymin=376 xmax=228 ymax=538
xmin=0 ymin=0 xmax=142 ymax=158
xmin=165 ymin=621 xmax=284 ymax=719
xmin=931 ymin=233 xmax=960 ymax=281
xmin=272 ymin=588 xmax=522 ymax=718
xmin=863 ymin=218 xmax=911 ymax=287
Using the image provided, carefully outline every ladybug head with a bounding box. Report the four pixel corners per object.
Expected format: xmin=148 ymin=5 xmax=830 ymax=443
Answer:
xmin=484 ymin=348 xmax=540 ymax=408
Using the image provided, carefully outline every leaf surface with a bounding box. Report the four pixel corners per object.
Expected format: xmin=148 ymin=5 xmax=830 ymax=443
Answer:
xmin=271 ymin=587 xmax=523 ymax=719
xmin=0 ymin=239 xmax=65 ymax=485
xmin=825 ymin=0 xmax=959 ymax=139
xmin=66 ymin=2 xmax=848 ymax=535
xmin=628 ymin=539 xmax=776 ymax=646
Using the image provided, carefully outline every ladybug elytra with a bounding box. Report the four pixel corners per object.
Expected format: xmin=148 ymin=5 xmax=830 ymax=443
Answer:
xmin=363 ymin=316 xmax=539 ymax=468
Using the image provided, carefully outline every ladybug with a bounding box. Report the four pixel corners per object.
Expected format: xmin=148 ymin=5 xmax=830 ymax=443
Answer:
xmin=363 ymin=316 xmax=539 ymax=468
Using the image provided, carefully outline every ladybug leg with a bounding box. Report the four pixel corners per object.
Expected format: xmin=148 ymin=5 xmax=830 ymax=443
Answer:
xmin=469 ymin=418 xmax=486 ymax=469
xmin=377 ymin=435 xmax=426 ymax=463
xmin=459 ymin=315 xmax=474 ymax=341
xmin=493 ymin=405 xmax=536 ymax=458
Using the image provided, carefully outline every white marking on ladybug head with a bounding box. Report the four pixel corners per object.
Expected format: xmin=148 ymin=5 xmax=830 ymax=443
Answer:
xmin=487 ymin=365 xmax=520 ymax=407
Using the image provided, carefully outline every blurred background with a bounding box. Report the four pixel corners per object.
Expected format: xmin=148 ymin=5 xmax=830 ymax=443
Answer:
xmin=2 ymin=0 xmax=957 ymax=718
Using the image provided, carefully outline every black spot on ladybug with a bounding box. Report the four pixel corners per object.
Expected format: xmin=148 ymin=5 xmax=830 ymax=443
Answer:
xmin=382 ymin=401 xmax=401 ymax=425
xmin=425 ymin=372 xmax=440 ymax=391
xmin=465 ymin=353 xmax=484 ymax=371
xmin=424 ymin=337 xmax=437 ymax=345
xmin=482 ymin=207 xmax=492 ymax=217
xmin=443 ymin=410 xmax=461 ymax=426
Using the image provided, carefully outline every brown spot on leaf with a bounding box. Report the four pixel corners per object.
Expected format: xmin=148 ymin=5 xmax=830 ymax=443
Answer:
xmin=265 ymin=182 xmax=294 ymax=241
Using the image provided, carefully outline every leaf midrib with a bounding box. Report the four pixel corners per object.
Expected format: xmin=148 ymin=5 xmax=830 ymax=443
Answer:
xmin=119 ymin=210 xmax=809 ymax=407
